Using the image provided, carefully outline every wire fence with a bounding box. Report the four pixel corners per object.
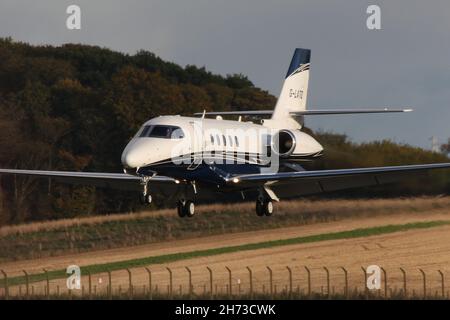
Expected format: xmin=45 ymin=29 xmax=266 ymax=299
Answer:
xmin=0 ymin=266 xmax=448 ymax=300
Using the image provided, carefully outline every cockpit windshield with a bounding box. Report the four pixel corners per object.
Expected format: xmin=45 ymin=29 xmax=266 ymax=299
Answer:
xmin=138 ymin=125 xmax=184 ymax=139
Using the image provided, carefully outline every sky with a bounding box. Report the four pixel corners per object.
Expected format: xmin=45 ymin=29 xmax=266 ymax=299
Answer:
xmin=1 ymin=0 xmax=449 ymax=150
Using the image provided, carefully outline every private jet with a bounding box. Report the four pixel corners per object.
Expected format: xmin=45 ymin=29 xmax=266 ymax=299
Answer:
xmin=1 ymin=48 xmax=449 ymax=218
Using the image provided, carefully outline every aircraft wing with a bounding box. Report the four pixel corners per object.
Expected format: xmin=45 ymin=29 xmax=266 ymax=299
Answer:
xmin=230 ymin=163 xmax=450 ymax=197
xmin=0 ymin=168 xmax=176 ymax=191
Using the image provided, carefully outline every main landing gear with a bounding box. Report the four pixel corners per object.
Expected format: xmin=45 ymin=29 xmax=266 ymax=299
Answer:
xmin=255 ymin=199 xmax=274 ymax=217
xmin=177 ymin=181 xmax=197 ymax=218
xmin=177 ymin=200 xmax=195 ymax=218
xmin=255 ymin=187 xmax=277 ymax=217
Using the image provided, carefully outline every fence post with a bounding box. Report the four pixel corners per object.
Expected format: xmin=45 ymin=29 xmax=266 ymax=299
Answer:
xmin=107 ymin=270 xmax=112 ymax=299
xmin=380 ymin=267 xmax=388 ymax=298
xmin=419 ymin=269 xmax=426 ymax=298
xmin=225 ymin=266 xmax=232 ymax=297
xmin=166 ymin=267 xmax=173 ymax=299
xmin=88 ymin=271 xmax=92 ymax=299
xmin=185 ymin=267 xmax=192 ymax=298
xmin=400 ymin=268 xmax=407 ymax=297
xmin=304 ymin=266 xmax=311 ymax=298
xmin=360 ymin=266 xmax=368 ymax=297
xmin=23 ymin=270 xmax=29 ymax=298
xmin=126 ymin=269 xmax=133 ymax=298
xmin=206 ymin=267 xmax=213 ymax=298
xmin=438 ymin=270 xmax=445 ymax=298
xmin=43 ymin=268 xmax=49 ymax=298
xmin=286 ymin=266 xmax=292 ymax=296
xmin=1 ymin=270 xmax=8 ymax=300
xmin=145 ymin=268 xmax=152 ymax=299
xmin=246 ymin=267 xmax=253 ymax=298
xmin=340 ymin=267 xmax=348 ymax=298
xmin=323 ymin=267 xmax=330 ymax=297
xmin=266 ymin=266 xmax=273 ymax=297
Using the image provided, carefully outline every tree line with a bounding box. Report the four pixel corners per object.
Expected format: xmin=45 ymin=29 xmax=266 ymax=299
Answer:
xmin=0 ymin=38 xmax=447 ymax=225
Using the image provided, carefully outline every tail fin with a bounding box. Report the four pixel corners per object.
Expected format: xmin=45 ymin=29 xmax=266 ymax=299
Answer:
xmin=272 ymin=48 xmax=311 ymax=121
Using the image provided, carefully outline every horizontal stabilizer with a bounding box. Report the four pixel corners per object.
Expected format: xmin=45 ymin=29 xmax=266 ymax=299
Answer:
xmin=195 ymin=108 xmax=412 ymax=117
xmin=291 ymin=108 xmax=413 ymax=116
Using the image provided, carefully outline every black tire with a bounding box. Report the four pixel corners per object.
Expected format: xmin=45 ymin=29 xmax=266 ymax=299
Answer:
xmin=140 ymin=194 xmax=152 ymax=205
xmin=184 ymin=200 xmax=195 ymax=218
xmin=177 ymin=201 xmax=186 ymax=218
xmin=256 ymin=200 xmax=265 ymax=217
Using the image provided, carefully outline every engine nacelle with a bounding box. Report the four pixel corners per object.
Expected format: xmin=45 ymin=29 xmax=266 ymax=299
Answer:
xmin=272 ymin=130 xmax=323 ymax=158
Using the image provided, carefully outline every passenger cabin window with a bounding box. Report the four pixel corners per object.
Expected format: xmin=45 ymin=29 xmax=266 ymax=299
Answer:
xmin=210 ymin=134 xmax=214 ymax=145
xmin=228 ymin=136 xmax=233 ymax=147
xmin=235 ymin=136 xmax=239 ymax=147
xmin=222 ymin=135 xmax=226 ymax=146
xmin=139 ymin=125 xmax=184 ymax=139
xmin=216 ymin=134 xmax=220 ymax=146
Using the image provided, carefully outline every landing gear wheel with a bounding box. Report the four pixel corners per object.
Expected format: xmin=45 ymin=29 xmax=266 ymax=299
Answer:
xmin=140 ymin=194 xmax=152 ymax=205
xmin=264 ymin=200 xmax=273 ymax=216
xmin=177 ymin=201 xmax=186 ymax=218
xmin=177 ymin=200 xmax=195 ymax=218
xmin=184 ymin=200 xmax=195 ymax=218
xmin=256 ymin=200 xmax=265 ymax=217
xmin=255 ymin=199 xmax=273 ymax=217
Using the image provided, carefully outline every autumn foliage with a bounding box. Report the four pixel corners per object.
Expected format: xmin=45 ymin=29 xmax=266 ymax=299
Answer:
xmin=0 ymin=38 xmax=447 ymax=225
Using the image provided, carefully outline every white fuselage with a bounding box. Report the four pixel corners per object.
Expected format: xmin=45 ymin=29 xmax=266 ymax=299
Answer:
xmin=121 ymin=115 xmax=323 ymax=173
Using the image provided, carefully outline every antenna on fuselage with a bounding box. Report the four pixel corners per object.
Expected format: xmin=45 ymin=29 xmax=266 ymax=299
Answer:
xmin=201 ymin=110 xmax=206 ymax=119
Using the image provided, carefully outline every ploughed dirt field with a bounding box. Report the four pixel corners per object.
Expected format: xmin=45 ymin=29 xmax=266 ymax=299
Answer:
xmin=2 ymin=209 xmax=450 ymax=297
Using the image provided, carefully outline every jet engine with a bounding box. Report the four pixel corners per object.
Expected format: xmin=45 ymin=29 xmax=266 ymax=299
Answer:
xmin=272 ymin=130 xmax=323 ymax=158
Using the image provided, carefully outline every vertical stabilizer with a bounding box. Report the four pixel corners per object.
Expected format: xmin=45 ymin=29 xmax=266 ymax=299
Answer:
xmin=271 ymin=48 xmax=311 ymax=121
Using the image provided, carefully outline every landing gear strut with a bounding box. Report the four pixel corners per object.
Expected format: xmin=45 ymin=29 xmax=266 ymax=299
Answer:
xmin=256 ymin=199 xmax=274 ymax=217
xmin=177 ymin=200 xmax=195 ymax=218
xmin=139 ymin=179 xmax=152 ymax=204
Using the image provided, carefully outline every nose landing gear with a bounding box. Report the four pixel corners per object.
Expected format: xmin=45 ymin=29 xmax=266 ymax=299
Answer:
xmin=139 ymin=177 xmax=153 ymax=204
xmin=140 ymin=193 xmax=153 ymax=204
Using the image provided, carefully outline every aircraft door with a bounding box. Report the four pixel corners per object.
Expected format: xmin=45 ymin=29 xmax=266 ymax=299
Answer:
xmin=187 ymin=120 xmax=203 ymax=170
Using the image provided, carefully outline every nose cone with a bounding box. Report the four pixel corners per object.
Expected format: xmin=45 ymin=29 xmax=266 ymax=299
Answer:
xmin=121 ymin=140 xmax=146 ymax=168
xmin=121 ymin=149 xmax=141 ymax=168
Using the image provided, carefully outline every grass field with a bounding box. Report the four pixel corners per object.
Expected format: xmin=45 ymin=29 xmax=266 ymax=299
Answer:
xmin=1 ymin=220 xmax=449 ymax=288
xmin=1 ymin=196 xmax=450 ymax=262
xmin=2 ymin=196 xmax=450 ymax=299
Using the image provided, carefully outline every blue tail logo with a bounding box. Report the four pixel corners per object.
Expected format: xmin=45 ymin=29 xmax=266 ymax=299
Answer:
xmin=285 ymin=48 xmax=311 ymax=78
